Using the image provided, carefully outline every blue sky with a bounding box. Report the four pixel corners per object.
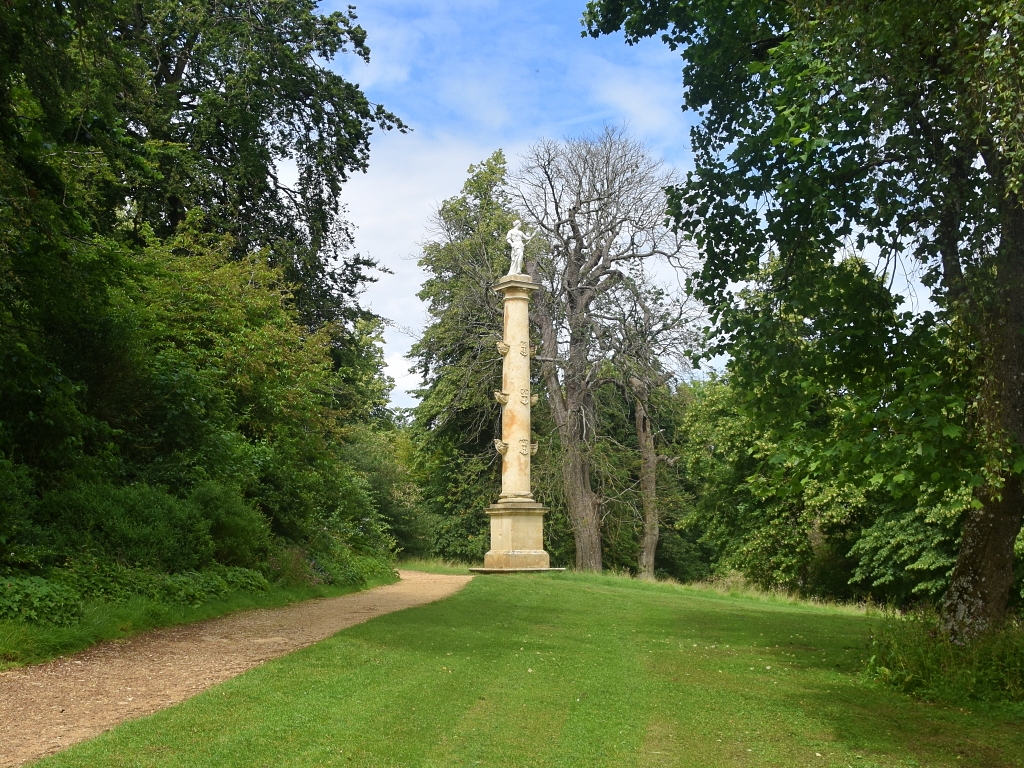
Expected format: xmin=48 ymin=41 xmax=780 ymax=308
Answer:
xmin=323 ymin=0 xmax=693 ymax=408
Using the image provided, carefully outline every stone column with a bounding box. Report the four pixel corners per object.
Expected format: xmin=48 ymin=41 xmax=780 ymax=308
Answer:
xmin=479 ymin=274 xmax=552 ymax=571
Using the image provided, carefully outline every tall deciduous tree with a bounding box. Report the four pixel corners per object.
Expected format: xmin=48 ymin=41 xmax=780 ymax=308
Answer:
xmin=512 ymin=127 xmax=685 ymax=571
xmin=116 ymin=0 xmax=406 ymax=330
xmin=585 ymin=0 xmax=1024 ymax=633
xmin=0 ymin=0 xmax=408 ymax=576
xmin=594 ymin=279 xmax=699 ymax=577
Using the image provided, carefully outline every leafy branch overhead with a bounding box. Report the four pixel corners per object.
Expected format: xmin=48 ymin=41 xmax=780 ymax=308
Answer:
xmin=585 ymin=0 xmax=1024 ymax=635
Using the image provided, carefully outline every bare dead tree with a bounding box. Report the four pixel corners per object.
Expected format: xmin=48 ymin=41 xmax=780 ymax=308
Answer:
xmin=511 ymin=126 xmax=686 ymax=571
xmin=593 ymin=275 xmax=702 ymax=578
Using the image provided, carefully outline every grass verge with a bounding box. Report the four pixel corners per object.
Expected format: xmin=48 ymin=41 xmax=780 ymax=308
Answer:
xmin=0 ymin=572 xmax=398 ymax=670
xmin=397 ymin=557 xmax=474 ymax=575
xmin=35 ymin=571 xmax=1024 ymax=768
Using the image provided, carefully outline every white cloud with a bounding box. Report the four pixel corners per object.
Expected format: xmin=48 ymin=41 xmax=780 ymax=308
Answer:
xmin=342 ymin=130 xmax=517 ymax=408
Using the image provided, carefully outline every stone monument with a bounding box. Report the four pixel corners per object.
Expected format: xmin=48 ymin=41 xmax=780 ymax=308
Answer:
xmin=469 ymin=225 xmax=561 ymax=573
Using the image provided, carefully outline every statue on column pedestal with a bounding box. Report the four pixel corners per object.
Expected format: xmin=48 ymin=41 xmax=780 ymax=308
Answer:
xmin=469 ymin=224 xmax=561 ymax=573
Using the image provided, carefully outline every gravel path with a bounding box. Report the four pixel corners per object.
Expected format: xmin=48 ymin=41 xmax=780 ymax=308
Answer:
xmin=0 ymin=569 xmax=473 ymax=767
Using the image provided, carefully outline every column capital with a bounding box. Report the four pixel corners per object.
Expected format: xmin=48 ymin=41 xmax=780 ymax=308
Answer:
xmin=494 ymin=274 xmax=540 ymax=298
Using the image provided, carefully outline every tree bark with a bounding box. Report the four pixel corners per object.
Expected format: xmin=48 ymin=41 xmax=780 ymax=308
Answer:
xmin=942 ymin=189 xmax=1024 ymax=638
xmin=514 ymin=130 xmax=683 ymax=572
xmin=561 ymin=434 xmax=603 ymax=571
xmin=632 ymin=380 xmax=659 ymax=580
xmin=942 ymin=478 xmax=1023 ymax=637
xmin=535 ymin=295 xmax=603 ymax=571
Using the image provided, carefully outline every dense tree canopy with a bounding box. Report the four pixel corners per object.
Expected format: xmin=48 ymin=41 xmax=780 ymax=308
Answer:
xmin=585 ymin=0 xmax=1024 ymax=633
xmin=0 ymin=0 xmax=410 ymax=590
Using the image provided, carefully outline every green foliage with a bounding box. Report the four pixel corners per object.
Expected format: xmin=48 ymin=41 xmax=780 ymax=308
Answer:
xmin=341 ymin=426 xmax=427 ymax=558
xmin=585 ymin=0 xmax=1024 ymax=625
xmin=868 ymin=612 xmax=1024 ymax=703
xmin=1 ymin=562 xmax=269 ymax=626
xmin=0 ymin=0 xmax=411 ymax=630
xmin=54 ymin=559 xmax=269 ymax=605
xmin=672 ymin=378 xmax=809 ymax=589
xmin=654 ymin=528 xmax=711 ymax=583
xmin=190 ymin=483 xmax=271 ymax=568
xmin=408 ymin=152 xmax=514 ymax=562
xmin=410 ymin=151 xmax=511 ymax=439
xmin=672 ymin=376 xmax=959 ymax=601
xmin=0 ymin=458 xmax=35 ymax=570
xmin=0 ymin=576 xmax=82 ymax=626
xmin=38 ymin=483 xmax=215 ymax=573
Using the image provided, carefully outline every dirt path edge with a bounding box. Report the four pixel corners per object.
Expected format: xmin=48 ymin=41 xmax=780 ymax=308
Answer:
xmin=0 ymin=569 xmax=473 ymax=767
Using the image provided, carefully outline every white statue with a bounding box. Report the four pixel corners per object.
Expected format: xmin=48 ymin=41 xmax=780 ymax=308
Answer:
xmin=506 ymin=220 xmax=527 ymax=275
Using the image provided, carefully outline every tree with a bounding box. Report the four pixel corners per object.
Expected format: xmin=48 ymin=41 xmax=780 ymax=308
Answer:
xmin=585 ymin=0 xmax=1024 ymax=633
xmin=594 ymin=278 xmax=699 ymax=577
xmin=511 ymin=126 xmax=686 ymax=570
xmin=117 ymin=0 xmax=406 ymax=330
xmin=0 ymin=0 xmax=406 ymax=580
xmin=409 ymin=152 xmax=515 ymax=560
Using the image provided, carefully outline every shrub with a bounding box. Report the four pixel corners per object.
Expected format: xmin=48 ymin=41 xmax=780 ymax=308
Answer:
xmin=39 ymin=482 xmax=214 ymax=572
xmin=655 ymin=529 xmax=712 ymax=583
xmin=265 ymin=546 xmax=333 ymax=587
xmin=158 ymin=567 xmax=269 ymax=606
xmin=0 ymin=576 xmax=82 ymax=626
xmin=867 ymin=609 xmax=1024 ymax=703
xmin=0 ymin=457 xmax=38 ymax=571
xmin=2 ymin=561 xmax=271 ymax=625
xmin=189 ymin=482 xmax=270 ymax=567
xmin=51 ymin=558 xmax=269 ymax=608
xmin=264 ymin=541 xmax=393 ymax=588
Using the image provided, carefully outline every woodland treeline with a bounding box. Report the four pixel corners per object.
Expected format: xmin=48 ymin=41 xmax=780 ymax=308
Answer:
xmin=2 ymin=0 xmax=1022 ymax=651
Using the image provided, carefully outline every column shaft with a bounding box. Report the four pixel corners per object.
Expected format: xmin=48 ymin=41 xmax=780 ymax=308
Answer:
xmin=500 ymin=289 xmax=532 ymax=498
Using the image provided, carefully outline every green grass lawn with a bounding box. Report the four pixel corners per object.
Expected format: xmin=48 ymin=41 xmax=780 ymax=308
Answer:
xmin=38 ymin=573 xmax=1023 ymax=768
xmin=397 ymin=558 xmax=473 ymax=575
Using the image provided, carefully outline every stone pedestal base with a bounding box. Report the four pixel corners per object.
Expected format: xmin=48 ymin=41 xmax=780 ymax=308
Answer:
xmin=478 ymin=500 xmax=552 ymax=570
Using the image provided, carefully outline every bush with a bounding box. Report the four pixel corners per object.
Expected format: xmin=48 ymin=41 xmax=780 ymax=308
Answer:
xmin=2 ymin=561 xmax=271 ymax=625
xmin=655 ymin=529 xmax=712 ymax=583
xmin=189 ymin=482 xmax=270 ymax=567
xmin=158 ymin=567 xmax=269 ymax=606
xmin=0 ymin=457 xmax=38 ymax=571
xmin=867 ymin=610 xmax=1024 ymax=704
xmin=50 ymin=558 xmax=269 ymax=608
xmin=265 ymin=546 xmax=333 ymax=587
xmin=0 ymin=576 xmax=82 ymax=626
xmin=39 ymin=482 xmax=214 ymax=572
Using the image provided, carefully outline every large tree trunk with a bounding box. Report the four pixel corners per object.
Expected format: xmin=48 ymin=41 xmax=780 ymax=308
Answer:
xmin=536 ymin=305 xmax=603 ymax=571
xmin=942 ymin=479 xmax=1023 ymax=637
xmin=632 ymin=380 xmax=659 ymax=580
xmin=561 ymin=435 xmax=603 ymax=571
xmin=554 ymin=380 xmax=603 ymax=572
xmin=942 ymin=190 xmax=1024 ymax=638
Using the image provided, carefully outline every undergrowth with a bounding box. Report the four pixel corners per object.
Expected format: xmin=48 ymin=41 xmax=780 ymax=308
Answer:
xmin=867 ymin=609 xmax=1024 ymax=704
